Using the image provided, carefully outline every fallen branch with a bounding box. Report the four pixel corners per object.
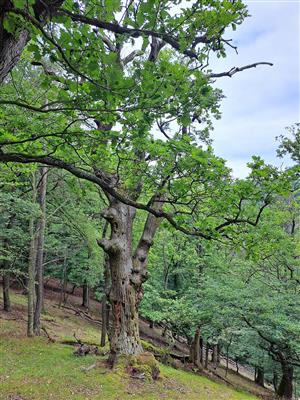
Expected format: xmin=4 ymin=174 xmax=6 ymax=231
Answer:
xmin=41 ymin=326 xmax=56 ymax=343
xmin=54 ymin=304 xmax=102 ymax=326
xmin=81 ymin=363 xmax=97 ymax=372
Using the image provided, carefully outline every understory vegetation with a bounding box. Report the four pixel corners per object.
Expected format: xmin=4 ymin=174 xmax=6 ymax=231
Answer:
xmin=0 ymin=0 xmax=299 ymax=399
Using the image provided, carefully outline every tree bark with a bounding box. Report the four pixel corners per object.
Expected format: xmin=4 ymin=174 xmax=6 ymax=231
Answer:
xmin=0 ymin=0 xmax=64 ymax=84
xmin=100 ymin=294 xmax=110 ymax=347
xmin=162 ymin=242 xmax=169 ymax=290
xmin=212 ymin=343 xmax=218 ymax=370
xmin=205 ymin=343 xmax=209 ymax=369
xmin=98 ymin=194 xmax=162 ymax=364
xmin=3 ymin=270 xmax=11 ymax=312
xmin=217 ymin=343 xmax=221 ymax=365
xmin=82 ymin=283 xmax=89 ymax=309
xmin=0 ymin=27 xmax=30 ymax=84
xmin=98 ymin=199 xmax=142 ymax=364
xmin=225 ymin=336 xmax=232 ymax=378
xmin=189 ymin=327 xmax=201 ymax=367
xmin=34 ymin=165 xmax=48 ymax=335
xmin=277 ymin=363 xmax=293 ymax=399
xmin=255 ymin=366 xmax=264 ymax=387
xmin=1 ymin=220 xmax=15 ymax=311
xmin=59 ymin=251 xmax=67 ymax=307
xmin=200 ymin=337 xmax=203 ymax=365
xmin=100 ymin=250 xmax=110 ymax=347
xmin=273 ymin=371 xmax=278 ymax=393
xmin=27 ymin=172 xmax=38 ymax=337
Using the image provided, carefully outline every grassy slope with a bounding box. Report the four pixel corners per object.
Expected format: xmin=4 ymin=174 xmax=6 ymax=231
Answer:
xmin=0 ymin=291 xmax=259 ymax=400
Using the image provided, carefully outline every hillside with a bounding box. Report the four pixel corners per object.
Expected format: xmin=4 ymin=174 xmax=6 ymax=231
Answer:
xmin=0 ymin=287 xmax=274 ymax=400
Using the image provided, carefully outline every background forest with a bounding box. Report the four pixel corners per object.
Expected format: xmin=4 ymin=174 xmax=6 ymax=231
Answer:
xmin=0 ymin=0 xmax=299 ymax=399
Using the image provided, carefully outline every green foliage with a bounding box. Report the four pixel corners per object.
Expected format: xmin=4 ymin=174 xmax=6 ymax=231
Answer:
xmin=0 ymin=0 xmax=299 ymax=394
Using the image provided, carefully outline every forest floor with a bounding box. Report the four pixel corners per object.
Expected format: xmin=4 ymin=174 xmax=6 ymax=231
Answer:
xmin=0 ymin=285 xmax=275 ymax=400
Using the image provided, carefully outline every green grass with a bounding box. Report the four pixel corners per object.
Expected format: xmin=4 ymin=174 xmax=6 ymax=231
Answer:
xmin=0 ymin=336 xmax=258 ymax=400
xmin=0 ymin=291 xmax=259 ymax=400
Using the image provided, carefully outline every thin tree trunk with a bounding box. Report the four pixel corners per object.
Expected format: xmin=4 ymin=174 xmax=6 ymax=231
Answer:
xmin=3 ymin=270 xmax=11 ymax=312
xmin=225 ymin=336 xmax=232 ymax=378
xmin=277 ymin=363 xmax=293 ymax=399
xmin=2 ymin=221 xmax=14 ymax=311
xmin=190 ymin=327 xmax=201 ymax=367
xmin=100 ymin=294 xmax=110 ymax=347
xmin=70 ymin=284 xmax=76 ymax=295
xmin=273 ymin=371 xmax=278 ymax=393
xmin=217 ymin=343 xmax=221 ymax=365
xmin=59 ymin=251 xmax=67 ymax=307
xmin=22 ymin=277 xmax=29 ymax=295
xmin=226 ymin=354 xmax=229 ymax=377
xmin=34 ymin=165 xmax=48 ymax=335
xmin=205 ymin=343 xmax=209 ymax=369
xmin=200 ymin=337 xmax=203 ymax=365
xmin=162 ymin=242 xmax=169 ymax=290
xmin=82 ymin=283 xmax=90 ymax=308
xmin=255 ymin=366 xmax=265 ymax=387
xmin=27 ymin=172 xmax=38 ymax=337
xmin=100 ymin=247 xmax=110 ymax=347
xmin=212 ymin=344 xmax=218 ymax=370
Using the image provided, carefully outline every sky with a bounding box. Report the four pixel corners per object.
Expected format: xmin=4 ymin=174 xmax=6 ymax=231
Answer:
xmin=209 ymin=0 xmax=300 ymax=178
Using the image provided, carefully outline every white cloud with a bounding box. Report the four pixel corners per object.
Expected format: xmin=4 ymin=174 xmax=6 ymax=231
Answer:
xmin=209 ymin=0 xmax=299 ymax=177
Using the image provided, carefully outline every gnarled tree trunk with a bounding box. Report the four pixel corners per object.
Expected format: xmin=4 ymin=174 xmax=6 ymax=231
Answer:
xmin=98 ymin=194 xmax=162 ymax=364
xmin=99 ymin=199 xmax=142 ymax=364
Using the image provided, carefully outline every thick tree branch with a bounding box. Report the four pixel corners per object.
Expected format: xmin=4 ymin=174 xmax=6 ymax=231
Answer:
xmin=57 ymin=9 xmax=202 ymax=59
xmin=0 ymin=151 xmax=270 ymax=240
xmin=0 ymin=0 xmax=65 ymax=83
xmin=131 ymin=198 xmax=164 ymax=286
